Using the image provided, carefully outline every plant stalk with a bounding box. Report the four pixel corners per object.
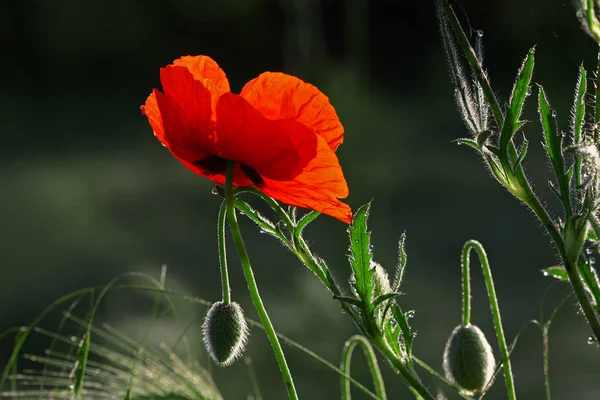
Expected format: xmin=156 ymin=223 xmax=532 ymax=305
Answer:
xmin=217 ymin=201 xmax=231 ymax=305
xmin=341 ymin=335 xmax=387 ymax=400
xmin=224 ymin=161 xmax=299 ymax=400
xmin=373 ymin=336 xmax=435 ymax=400
xmin=462 ymin=240 xmax=516 ymax=400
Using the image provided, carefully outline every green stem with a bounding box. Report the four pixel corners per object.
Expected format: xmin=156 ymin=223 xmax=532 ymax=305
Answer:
xmin=542 ymin=325 xmax=551 ymax=400
xmin=236 ymin=187 xmax=295 ymax=232
xmin=441 ymin=0 xmax=504 ymax=128
xmin=341 ymin=335 xmax=387 ymax=400
xmin=218 ymin=201 xmax=231 ymax=305
xmin=596 ymin=47 xmax=600 ymax=127
xmin=372 ymin=336 xmax=436 ymax=400
xmin=462 ymin=240 xmax=516 ymax=400
xmin=224 ymin=162 xmax=299 ymax=400
xmin=462 ymin=245 xmax=471 ymax=326
xmin=587 ymin=0 xmax=600 ymax=44
xmin=523 ymin=184 xmax=600 ymax=343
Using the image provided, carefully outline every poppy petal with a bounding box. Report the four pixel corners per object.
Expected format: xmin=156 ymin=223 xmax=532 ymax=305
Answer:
xmin=172 ymin=55 xmax=230 ymax=100
xmin=240 ymin=72 xmax=344 ymax=151
xmin=143 ymin=89 xmax=210 ymax=166
xmin=215 ymin=92 xmax=317 ymax=181
xmin=259 ymin=134 xmax=351 ymax=223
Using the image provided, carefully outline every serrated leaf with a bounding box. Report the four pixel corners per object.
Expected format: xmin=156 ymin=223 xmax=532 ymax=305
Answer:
xmin=542 ymin=265 xmax=569 ymax=282
xmin=509 ymin=48 xmax=535 ymax=121
xmin=499 ymin=48 xmax=535 ymax=153
xmin=348 ymin=203 xmax=375 ymax=305
xmin=392 ymin=233 xmax=408 ymax=292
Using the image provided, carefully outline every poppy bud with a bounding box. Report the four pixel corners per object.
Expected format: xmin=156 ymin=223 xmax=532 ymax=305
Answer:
xmin=202 ymin=301 xmax=249 ymax=366
xmin=442 ymin=324 xmax=495 ymax=393
xmin=350 ymin=261 xmax=391 ymax=299
xmin=372 ymin=262 xmax=391 ymax=297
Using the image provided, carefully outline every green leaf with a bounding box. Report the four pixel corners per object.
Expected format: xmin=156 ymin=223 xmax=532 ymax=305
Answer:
xmin=509 ymin=48 xmax=535 ymax=121
xmin=348 ymin=203 xmax=375 ymax=305
xmin=391 ymin=303 xmax=413 ymax=358
xmin=579 ymin=258 xmax=600 ymax=308
xmin=294 ymin=211 xmax=320 ymax=239
xmin=392 ymin=232 xmax=408 ymax=292
xmin=514 ymin=137 xmax=529 ymax=170
xmin=371 ymin=292 xmax=402 ymax=310
xmin=539 ymin=85 xmax=568 ymax=199
xmin=573 ymin=64 xmax=587 ymax=146
xmin=542 ymin=265 xmax=569 ymax=282
xmin=499 ymin=48 xmax=535 ymax=153
xmin=573 ymin=65 xmax=588 ymax=190
xmin=456 ymin=138 xmax=481 ymax=151
xmin=73 ymin=333 xmax=91 ymax=397
xmin=334 ymin=296 xmax=365 ymax=308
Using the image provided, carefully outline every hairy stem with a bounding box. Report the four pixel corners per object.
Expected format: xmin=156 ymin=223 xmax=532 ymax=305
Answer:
xmin=224 ymin=162 xmax=298 ymax=400
xmin=462 ymin=240 xmax=516 ymax=400
xmin=372 ymin=336 xmax=435 ymax=400
xmin=217 ymin=201 xmax=231 ymax=304
xmin=462 ymin=243 xmax=472 ymax=326
xmin=341 ymin=335 xmax=387 ymax=400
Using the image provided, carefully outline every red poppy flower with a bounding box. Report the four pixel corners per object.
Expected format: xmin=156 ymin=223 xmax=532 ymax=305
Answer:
xmin=141 ymin=55 xmax=352 ymax=223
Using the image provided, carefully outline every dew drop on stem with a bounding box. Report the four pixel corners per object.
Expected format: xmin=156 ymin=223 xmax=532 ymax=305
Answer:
xmin=477 ymin=30 xmax=484 ymax=37
xmin=551 ymin=109 xmax=557 ymax=118
xmin=588 ymin=336 xmax=596 ymax=345
xmin=211 ymin=187 xmax=219 ymax=196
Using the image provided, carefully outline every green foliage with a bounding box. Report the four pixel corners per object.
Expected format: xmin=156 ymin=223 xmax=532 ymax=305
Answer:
xmin=542 ymin=265 xmax=569 ymax=282
xmin=441 ymin=0 xmax=600 ymax=346
xmin=500 ymin=48 xmax=534 ymax=158
xmin=348 ymin=203 xmax=376 ymax=307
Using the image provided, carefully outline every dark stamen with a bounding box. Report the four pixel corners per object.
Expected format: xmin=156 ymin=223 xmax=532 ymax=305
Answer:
xmin=193 ymin=155 xmax=228 ymax=174
xmin=240 ymin=164 xmax=265 ymax=187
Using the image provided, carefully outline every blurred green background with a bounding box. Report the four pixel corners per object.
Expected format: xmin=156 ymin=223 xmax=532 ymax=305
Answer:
xmin=2 ymin=0 xmax=600 ymax=398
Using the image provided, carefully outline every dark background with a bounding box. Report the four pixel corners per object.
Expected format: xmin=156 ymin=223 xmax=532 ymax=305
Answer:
xmin=1 ymin=0 xmax=600 ymax=398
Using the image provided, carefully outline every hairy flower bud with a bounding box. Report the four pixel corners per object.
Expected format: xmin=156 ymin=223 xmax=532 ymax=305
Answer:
xmin=443 ymin=324 xmax=495 ymax=393
xmin=350 ymin=261 xmax=391 ymax=300
xmin=372 ymin=261 xmax=391 ymax=298
xmin=202 ymin=301 xmax=249 ymax=366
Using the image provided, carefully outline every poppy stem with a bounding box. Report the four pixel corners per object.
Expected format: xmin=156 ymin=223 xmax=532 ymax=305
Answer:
xmin=462 ymin=240 xmax=516 ymax=400
xmin=224 ymin=161 xmax=299 ymax=400
xmin=217 ymin=201 xmax=231 ymax=305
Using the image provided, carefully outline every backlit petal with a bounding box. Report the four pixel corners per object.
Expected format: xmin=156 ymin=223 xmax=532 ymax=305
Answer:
xmin=143 ymin=89 xmax=209 ymax=166
xmin=260 ymin=135 xmax=351 ymax=223
xmin=215 ymin=93 xmax=317 ymax=181
xmin=240 ymin=72 xmax=344 ymax=151
xmin=173 ymin=55 xmax=230 ymax=100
